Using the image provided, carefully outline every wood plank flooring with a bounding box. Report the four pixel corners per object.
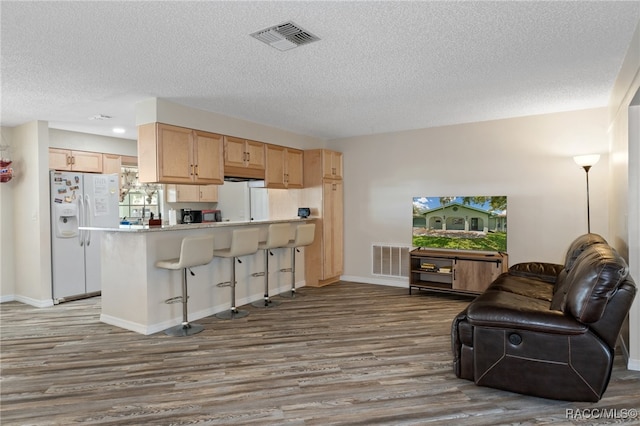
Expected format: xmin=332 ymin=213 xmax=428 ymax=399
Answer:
xmin=1 ymin=282 xmax=639 ymax=425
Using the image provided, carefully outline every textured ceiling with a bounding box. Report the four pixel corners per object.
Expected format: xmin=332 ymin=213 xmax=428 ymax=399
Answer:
xmin=2 ymin=1 xmax=639 ymax=141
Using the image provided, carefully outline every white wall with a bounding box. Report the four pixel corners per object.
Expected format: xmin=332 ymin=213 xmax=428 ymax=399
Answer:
xmin=49 ymin=129 xmax=137 ymax=155
xmin=138 ymin=98 xmax=323 ymax=151
xmin=0 ymin=127 xmax=16 ymax=301
xmin=7 ymin=122 xmax=53 ymax=306
xmin=608 ymin=18 xmax=640 ymax=370
xmin=329 ymin=108 xmax=609 ymax=285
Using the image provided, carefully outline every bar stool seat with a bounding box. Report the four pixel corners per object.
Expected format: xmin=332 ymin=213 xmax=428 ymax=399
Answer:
xmin=214 ymin=228 xmax=259 ymax=320
xmin=251 ymin=223 xmax=292 ymax=308
xmin=155 ymin=234 xmax=214 ymax=336
xmin=280 ymin=223 xmax=315 ymax=298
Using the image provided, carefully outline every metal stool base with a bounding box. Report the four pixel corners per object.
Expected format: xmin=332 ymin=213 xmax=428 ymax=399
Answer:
xmin=279 ymin=290 xmax=303 ymax=298
xmin=164 ymin=322 xmax=204 ymax=336
xmin=251 ymin=298 xmax=281 ymax=308
xmin=215 ymin=309 xmax=250 ymax=320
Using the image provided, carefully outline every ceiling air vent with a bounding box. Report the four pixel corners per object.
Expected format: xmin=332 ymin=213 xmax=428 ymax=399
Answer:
xmin=250 ymin=21 xmax=320 ymax=51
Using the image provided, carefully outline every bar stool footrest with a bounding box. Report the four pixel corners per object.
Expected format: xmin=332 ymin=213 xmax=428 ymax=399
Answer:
xmin=165 ymin=296 xmax=184 ymax=304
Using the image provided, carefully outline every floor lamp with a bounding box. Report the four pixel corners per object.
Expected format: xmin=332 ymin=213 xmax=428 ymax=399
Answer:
xmin=573 ymin=154 xmax=600 ymax=233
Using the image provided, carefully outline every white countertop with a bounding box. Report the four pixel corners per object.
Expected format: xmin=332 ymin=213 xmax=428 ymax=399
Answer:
xmin=81 ymin=217 xmax=312 ymax=233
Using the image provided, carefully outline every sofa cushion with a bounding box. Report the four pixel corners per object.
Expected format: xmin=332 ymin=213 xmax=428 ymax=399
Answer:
xmin=562 ymin=233 xmax=608 ymax=272
xmin=488 ymin=273 xmax=554 ymax=302
xmin=551 ymin=233 xmax=609 ymax=310
xmin=508 ymin=262 xmax=564 ymax=284
xmin=466 ymin=290 xmax=587 ymax=334
xmin=563 ymin=245 xmax=629 ymax=324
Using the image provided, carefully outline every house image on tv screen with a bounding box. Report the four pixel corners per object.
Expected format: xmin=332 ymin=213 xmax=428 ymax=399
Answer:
xmin=412 ymin=196 xmax=507 ymax=252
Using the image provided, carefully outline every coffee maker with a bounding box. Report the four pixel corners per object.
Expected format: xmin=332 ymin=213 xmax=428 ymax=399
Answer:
xmin=180 ymin=208 xmax=194 ymax=224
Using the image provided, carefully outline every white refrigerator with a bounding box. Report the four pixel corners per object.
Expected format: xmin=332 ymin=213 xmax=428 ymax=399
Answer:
xmin=50 ymin=170 xmax=119 ymax=301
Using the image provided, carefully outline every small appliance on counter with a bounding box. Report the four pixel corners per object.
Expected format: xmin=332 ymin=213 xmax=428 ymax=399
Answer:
xmin=298 ymin=207 xmax=311 ymax=218
xmin=202 ymin=209 xmax=222 ymax=223
xmin=181 ymin=209 xmax=202 ymax=224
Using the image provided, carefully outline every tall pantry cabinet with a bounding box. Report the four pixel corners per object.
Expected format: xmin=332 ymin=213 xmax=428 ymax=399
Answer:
xmin=303 ymin=149 xmax=344 ymax=286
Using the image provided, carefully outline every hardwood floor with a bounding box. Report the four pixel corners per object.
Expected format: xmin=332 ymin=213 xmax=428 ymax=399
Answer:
xmin=1 ymin=282 xmax=639 ymax=425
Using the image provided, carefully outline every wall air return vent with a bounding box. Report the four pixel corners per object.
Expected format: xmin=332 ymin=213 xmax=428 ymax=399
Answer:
xmin=250 ymin=21 xmax=320 ymax=51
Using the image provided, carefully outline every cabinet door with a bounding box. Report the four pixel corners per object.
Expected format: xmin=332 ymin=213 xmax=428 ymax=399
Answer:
xmin=72 ymin=151 xmax=103 ymax=173
xmin=265 ymin=144 xmax=286 ymax=188
xmin=453 ymin=259 xmax=504 ymax=293
xmin=246 ymin=140 xmax=265 ymax=170
xmin=102 ymin=154 xmax=122 ymax=175
xmin=176 ymin=185 xmax=200 ymax=202
xmin=332 ymin=151 xmax=343 ymax=179
xmin=322 ymin=180 xmax=344 ymax=279
xmin=322 ymin=150 xmax=343 ymax=179
xmin=199 ymin=185 xmax=218 ymax=202
xmin=157 ymin=124 xmax=194 ymax=183
xmin=286 ymin=148 xmax=304 ymax=188
xmin=193 ymin=130 xmax=224 ymax=184
xmin=49 ymin=148 xmax=71 ymax=170
xmin=224 ymin=136 xmax=247 ymax=168
xmin=331 ymin=180 xmax=344 ymax=275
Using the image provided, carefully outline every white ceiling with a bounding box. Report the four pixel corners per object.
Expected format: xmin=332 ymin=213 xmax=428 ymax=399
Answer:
xmin=2 ymin=1 xmax=639 ymax=141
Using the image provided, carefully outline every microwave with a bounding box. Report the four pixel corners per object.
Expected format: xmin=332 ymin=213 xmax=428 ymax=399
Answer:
xmin=201 ymin=209 xmax=222 ymax=223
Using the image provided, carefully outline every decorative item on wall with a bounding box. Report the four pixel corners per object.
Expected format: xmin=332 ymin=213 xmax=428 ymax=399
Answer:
xmin=0 ymin=144 xmax=14 ymax=183
xmin=573 ymin=154 xmax=600 ymax=233
xmin=412 ymin=196 xmax=508 ymax=252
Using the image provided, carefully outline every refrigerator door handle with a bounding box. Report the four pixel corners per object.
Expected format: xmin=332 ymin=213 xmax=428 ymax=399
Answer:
xmin=84 ymin=194 xmax=92 ymax=247
xmin=77 ymin=196 xmax=85 ymax=247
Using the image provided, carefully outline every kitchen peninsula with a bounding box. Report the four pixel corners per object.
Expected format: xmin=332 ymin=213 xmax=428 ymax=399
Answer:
xmin=83 ymin=219 xmax=310 ymax=335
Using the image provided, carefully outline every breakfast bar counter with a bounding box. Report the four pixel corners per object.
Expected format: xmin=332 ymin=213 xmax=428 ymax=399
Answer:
xmin=84 ymin=219 xmax=311 ymax=334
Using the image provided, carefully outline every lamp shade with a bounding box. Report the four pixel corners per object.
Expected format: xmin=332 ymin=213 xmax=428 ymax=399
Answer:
xmin=573 ymin=154 xmax=600 ymax=167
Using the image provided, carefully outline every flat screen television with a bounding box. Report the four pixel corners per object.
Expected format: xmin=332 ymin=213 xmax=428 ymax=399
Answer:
xmin=412 ymin=196 xmax=507 ymax=252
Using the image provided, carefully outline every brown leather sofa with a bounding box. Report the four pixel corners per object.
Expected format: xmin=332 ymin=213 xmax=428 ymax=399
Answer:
xmin=451 ymin=233 xmax=637 ymax=401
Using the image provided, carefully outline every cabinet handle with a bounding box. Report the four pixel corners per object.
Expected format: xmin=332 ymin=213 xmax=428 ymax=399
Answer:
xmin=71 ymin=156 xmax=75 ymax=165
xmin=66 ymin=155 xmax=71 ymax=165
xmin=190 ymin=164 xmax=194 ymax=176
xmin=247 ymin=152 xmax=250 ymax=162
xmin=194 ymin=164 xmax=199 ymax=176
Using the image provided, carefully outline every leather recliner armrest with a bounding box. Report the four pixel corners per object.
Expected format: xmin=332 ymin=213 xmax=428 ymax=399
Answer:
xmin=508 ymin=262 xmax=563 ymax=283
xmin=467 ymin=290 xmax=587 ymax=334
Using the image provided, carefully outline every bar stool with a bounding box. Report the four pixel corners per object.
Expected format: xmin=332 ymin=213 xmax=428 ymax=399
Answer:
xmin=280 ymin=223 xmax=316 ymax=298
xmin=214 ymin=227 xmax=259 ymax=320
xmin=251 ymin=223 xmax=292 ymax=308
xmin=155 ymin=234 xmax=214 ymax=336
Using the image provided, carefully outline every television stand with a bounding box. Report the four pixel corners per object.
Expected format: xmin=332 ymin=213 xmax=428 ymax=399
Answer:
xmin=409 ymin=248 xmax=508 ymax=295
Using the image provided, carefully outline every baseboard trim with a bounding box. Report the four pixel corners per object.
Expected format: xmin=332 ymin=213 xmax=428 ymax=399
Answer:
xmin=0 ymin=294 xmax=16 ymax=303
xmin=100 ymin=280 xmax=307 ymax=335
xmin=12 ymin=295 xmax=54 ymax=308
xmin=340 ymin=275 xmax=408 ymax=288
xmin=628 ymin=358 xmax=640 ymax=371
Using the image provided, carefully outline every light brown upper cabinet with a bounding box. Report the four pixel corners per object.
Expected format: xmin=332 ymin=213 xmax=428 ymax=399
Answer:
xmin=102 ymin=154 xmax=122 ymax=175
xmin=137 ymin=123 xmax=224 ymax=184
xmin=223 ymin=136 xmax=265 ymax=179
xmin=322 ymin=150 xmax=343 ymax=179
xmin=265 ymin=144 xmax=304 ymax=189
xmin=49 ymin=148 xmax=103 ymax=173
